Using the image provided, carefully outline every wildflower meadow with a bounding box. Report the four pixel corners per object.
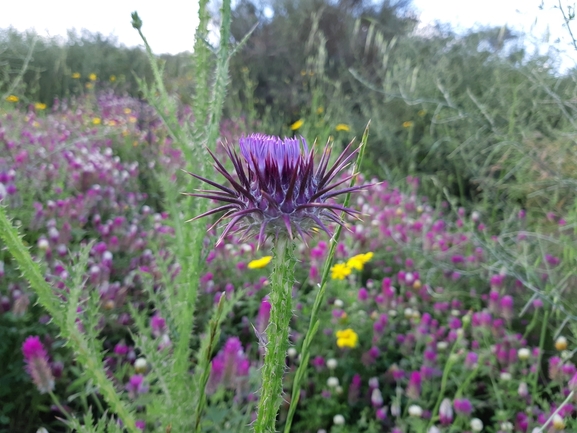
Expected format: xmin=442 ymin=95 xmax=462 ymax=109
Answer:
xmin=2 ymin=1 xmax=577 ymax=432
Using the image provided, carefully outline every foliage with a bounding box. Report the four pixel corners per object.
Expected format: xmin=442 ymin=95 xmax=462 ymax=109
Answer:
xmin=226 ymin=0 xmax=416 ymax=121
xmin=0 ymin=28 xmax=191 ymax=107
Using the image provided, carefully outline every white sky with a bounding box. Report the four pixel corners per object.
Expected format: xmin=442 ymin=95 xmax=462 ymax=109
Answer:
xmin=1 ymin=1 xmax=200 ymax=54
xmin=1 ymin=0 xmax=576 ymax=67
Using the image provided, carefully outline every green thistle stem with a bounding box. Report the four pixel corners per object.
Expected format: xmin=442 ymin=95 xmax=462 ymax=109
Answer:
xmin=254 ymin=237 xmax=297 ymax=433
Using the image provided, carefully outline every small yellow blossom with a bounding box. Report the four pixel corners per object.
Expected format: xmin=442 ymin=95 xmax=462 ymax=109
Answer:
xmin=290 ymin=119 xmax=304 ymax=131
xmin=248 ymin=256 xmax=273 ymax=269
xmin=346 ymin=252 xmax=374 ymax=271
xmin=300 ymin=70 xmax=307 ymax=76
xmin=34 ymin=102 xmax=46 ymax=110
xmin=316 ymin=106 xmax=324 ymax=114
xmin=418 ymin=109 xmax=427 ymax=116
xmin=71 ymin=72 xmax=81 ymax=79
xmin=105 ymin=119 xmax=118 ymax=126
xmin=335 ymin=123 xmax=350 ymax=132
xmin=402 ymin=121 xmax=414 ymax=128
xmin=331 ymin=263 xmax=352 ymax=280
xmin=336 ymin=328 xmax=358 ymax=348
xmin=89 ymin=73 xmax=97 ymax=81
xmin=85 ymin=83 xmax=93 ymax=89
xmin=124 ymin=108 xmax=132 ymax=114
xmin=92 ymin=117 xmax=101 ymax=125
xmin=128 ymin=116 xmax=137 ymax=123
xmin=6 ymin=95 xmax=18 ymax=103
xmin=109 ymin=75 xmax=116 ymax=82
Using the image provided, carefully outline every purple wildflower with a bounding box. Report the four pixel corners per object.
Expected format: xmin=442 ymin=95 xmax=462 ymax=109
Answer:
xmin=186 ymin=134 xmax=365 ymax=245
xmin=407 ymin=371 xmax=422 ymax=400
xmin=465 ymin=352 xmax=478 ymax=369
xmin=453 ymin=398 xmax=473 ymax=416
xmin=150 ymin=313 xmax=167 ymax=338
xmin=348 ymin=374 xmax=362 ymax=405
xmin=256 ymin=296 xmax=272 ymax=335
xmin=22 ymin=336 xmax=54 ymax=394
xmin=208 ymin=337 xmax=250 ymax=392
xmin=311 ymin=356 xmax=325 ymax=371
xmin=126 ymin=374 xmax=149 ymax=398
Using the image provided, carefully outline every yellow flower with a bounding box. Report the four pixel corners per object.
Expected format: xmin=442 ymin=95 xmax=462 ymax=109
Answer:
xmin=290 ymin=119 xmax=304 ymax=131
xmin=109 ymin=75 xmax=116 ymax=82
xmin=34 ymin=102 xmax=46 ymax=110
xmin=124 ymin=108 xmax=132 ymax=114
xmin=92 ymin=117 xmax=101 ymax=125
xmin=335 ymin=123 xmax=350 ymax=132
xmin=248 ymin=256 xmax=273 ymax=269
xmin=346 ymin=252 xmax=374 ymax=271
xmin=85 ymin=83 xmax=93 ymax=89
xmin=316 ymin=106 xmax=324 ymax=114
xmin=402 ymin=121 xmax=414 ymax=128
xmin=418 ymin=109 xmax=427 ymax=117
xmin=336 ymin=328 xmax=358 ymax=348
xmin=6 ymin=95 xmax=19 ymax=103
xmin=89 ymin=73 xmax=97 ymax=81
xmin=331 ymin=263 xmax=351 ymax=280
xmin=71 ymin=72 xmax=81 ymax=79
xmin=105 ymin=119 xmax=118 ymax=126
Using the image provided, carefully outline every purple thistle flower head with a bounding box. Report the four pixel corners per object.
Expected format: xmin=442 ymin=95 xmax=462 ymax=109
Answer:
xmin=186 ymin=134 xmax=366 ymax=245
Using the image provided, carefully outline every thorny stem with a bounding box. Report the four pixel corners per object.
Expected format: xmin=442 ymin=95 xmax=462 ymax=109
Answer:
xmin=254 ymin=237 xmax=297 ymax=433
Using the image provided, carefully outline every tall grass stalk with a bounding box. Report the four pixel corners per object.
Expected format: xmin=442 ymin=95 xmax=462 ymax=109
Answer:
xmin=283 ymin=124 xmax=369 ymax=433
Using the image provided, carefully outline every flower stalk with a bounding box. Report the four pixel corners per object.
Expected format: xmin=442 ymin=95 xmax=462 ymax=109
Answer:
xmin=283 ymin=123 xmax=370 ymax=433
xmin=254 ymin=237 xmax=297 ymax=433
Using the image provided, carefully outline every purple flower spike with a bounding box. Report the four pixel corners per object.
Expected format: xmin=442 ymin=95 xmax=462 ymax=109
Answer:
xmin=22 ymin=336 xmax=54 ymax=394
xmin=185 ymin=134 xmax=366 ymax=245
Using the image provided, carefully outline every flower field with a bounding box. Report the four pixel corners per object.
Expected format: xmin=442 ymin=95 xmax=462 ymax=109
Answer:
xmin=2 ymin=2 xmax=577 ymax=432
xmin=0 ymin=87 xmax=575 ymax=433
